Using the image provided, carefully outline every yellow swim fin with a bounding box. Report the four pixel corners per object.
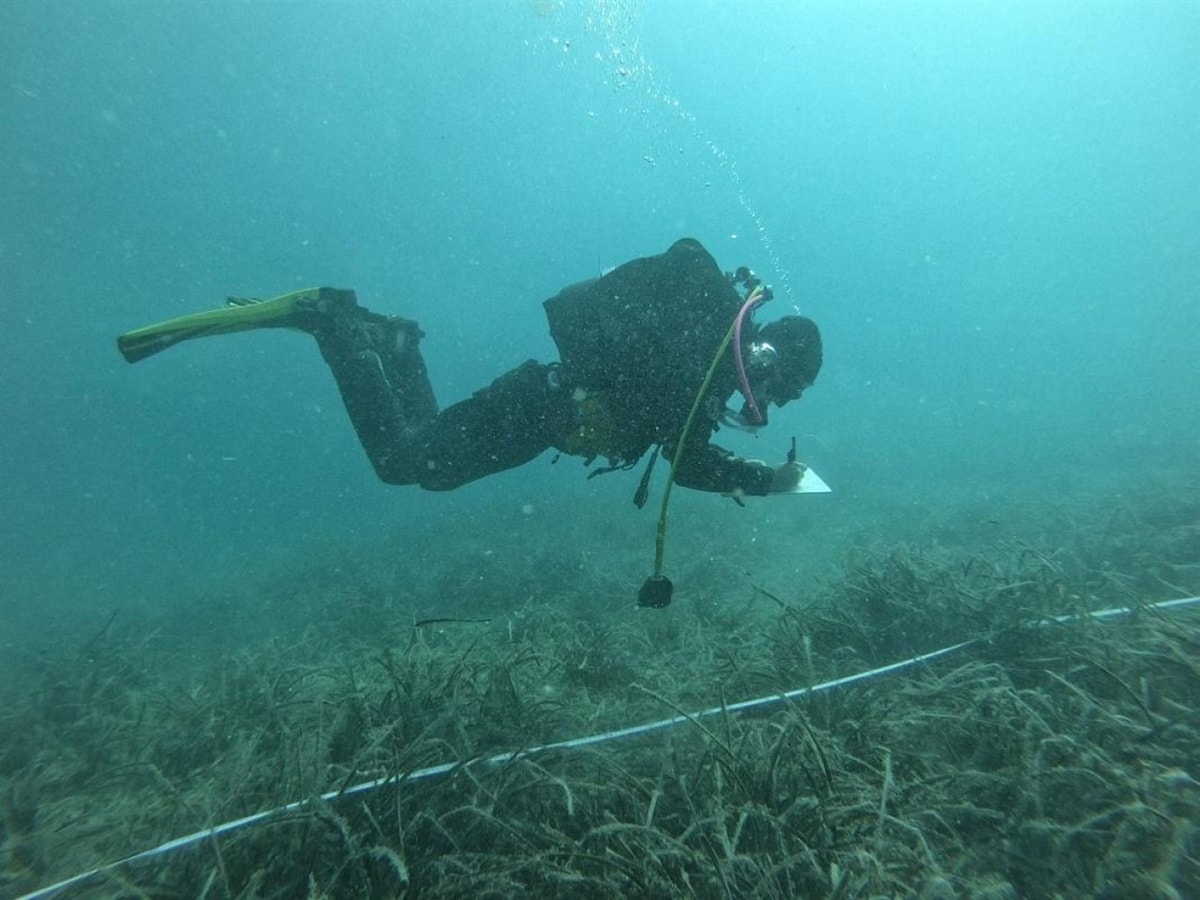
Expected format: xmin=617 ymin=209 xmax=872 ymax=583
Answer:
xmin=116 ymin=287 xmax=329 ymax=363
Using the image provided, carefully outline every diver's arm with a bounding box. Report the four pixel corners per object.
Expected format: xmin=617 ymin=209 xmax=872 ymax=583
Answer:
xmin=671 ymin=440 xmax=777 ymax=497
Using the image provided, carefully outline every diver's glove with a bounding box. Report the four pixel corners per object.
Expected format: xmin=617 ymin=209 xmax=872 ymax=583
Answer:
xmin=768 ymin=460 xmax=806 ymax=494
xmin=723 ymin=459 xmax=804 ymax=506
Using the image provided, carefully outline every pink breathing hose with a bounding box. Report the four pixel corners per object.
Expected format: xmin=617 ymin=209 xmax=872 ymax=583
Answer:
xmin=731 ymin=287 xmax=768 ymax=424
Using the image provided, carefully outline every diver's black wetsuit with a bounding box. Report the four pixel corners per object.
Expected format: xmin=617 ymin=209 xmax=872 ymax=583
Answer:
xmin=318 ymin=238 xmax=781 ymax=497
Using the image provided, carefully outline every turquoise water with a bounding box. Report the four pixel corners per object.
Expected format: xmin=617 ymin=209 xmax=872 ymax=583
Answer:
xmin=1 ymin=0 xmax=1197 ymax=633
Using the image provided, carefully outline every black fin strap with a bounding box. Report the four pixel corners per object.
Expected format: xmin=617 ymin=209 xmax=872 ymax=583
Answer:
xmin=586 ymin=461 xmax=633 ymax=481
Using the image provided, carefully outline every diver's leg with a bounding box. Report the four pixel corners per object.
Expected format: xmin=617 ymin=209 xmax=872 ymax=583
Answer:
xmin=415 ymin=361 xmax=573 ymax=491
xmin=311 ymin=302 xmax=441 ymax=485
xmin=118 ymin=285 xmax=443 ymax=483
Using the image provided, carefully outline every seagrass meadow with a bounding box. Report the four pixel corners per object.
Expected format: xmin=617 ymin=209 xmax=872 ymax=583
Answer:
xmin=1 ymin=467 xmax=1197 ymax=900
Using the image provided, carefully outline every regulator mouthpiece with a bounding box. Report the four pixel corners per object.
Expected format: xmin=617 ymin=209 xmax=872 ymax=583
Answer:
xmin=638 ymin=574 xmax=674 ymax=608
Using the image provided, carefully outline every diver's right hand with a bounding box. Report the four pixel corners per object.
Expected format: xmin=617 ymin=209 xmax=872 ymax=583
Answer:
xmin=769 ymin=461 xmax=806 ymax=494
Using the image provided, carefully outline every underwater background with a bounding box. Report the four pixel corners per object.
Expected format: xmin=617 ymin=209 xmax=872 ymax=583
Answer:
xmin=1 ymin=1 xmax=1198 ymax=897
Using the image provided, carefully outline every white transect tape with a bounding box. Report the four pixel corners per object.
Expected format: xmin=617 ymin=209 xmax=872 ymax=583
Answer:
xmin=19 ymin=595 xmax=1200 ymax=900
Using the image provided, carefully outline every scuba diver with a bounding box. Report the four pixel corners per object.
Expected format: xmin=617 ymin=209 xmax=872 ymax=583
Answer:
xmin=118 ymin=238 xmax=823 ymax=506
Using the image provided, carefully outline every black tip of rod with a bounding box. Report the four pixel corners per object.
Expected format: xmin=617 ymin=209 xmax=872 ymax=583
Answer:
xmin=637 ymin=575 xmax=674 ymax=608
